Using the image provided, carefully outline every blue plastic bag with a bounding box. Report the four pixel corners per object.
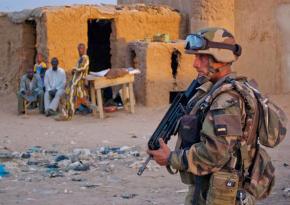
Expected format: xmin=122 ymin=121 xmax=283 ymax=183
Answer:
xmin=0 ymin=164 xmax=10 ymax=177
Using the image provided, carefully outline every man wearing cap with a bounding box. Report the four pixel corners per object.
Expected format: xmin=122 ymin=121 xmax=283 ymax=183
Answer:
xmin=148 ymin=28 xmax=257 ymax=205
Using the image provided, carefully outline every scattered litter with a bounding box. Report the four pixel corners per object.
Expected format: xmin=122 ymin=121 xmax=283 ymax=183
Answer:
xmin=145 ymin=200 xmax=158 ymax=205
xmin=45 ymin=167 xmax=64 ymax=178
xmin=46 ymin=163 xmax=59 ymax=169
xmin=129 ymin=151 xmax=140 ymax=157
xmin=44 ymin=150 xmax=58 ymax=155
xmin=176 ymin=189 xmax=188 ymax=193
xmin=0 ymin=145 xmax=149 ymax=182
xmin=81 ymin=183 xmax=102 ymax=189
xmin=55 ymin=155 xmax=69 ymax=162
xmin=20 ymin=152 xmax=31 ymax=159
xmin=283 ymin=187 xmax=290 ymax=198
xmin=67 ymin=161 xmax=90 ymax=171
xmin=64 ymin=189 xmax=72 ymax=194
xmin=27 ymin=159 xmax=49 ymax=166
xmin=27 ymin=146 xmax=42 ymax=153
xmin=0 ymin=151 xmax=14 ymax=162
xmin=100 ymin=146 xmax=110 ymax=155
xmin=0 ymin=164 xmax=10 ymax=177
xmin=71 ymin=177 xmax=86 ymax=182
xmin=283 ymin=163 xmax=289 ymax=167
xmin=121 ymin=193 xmax=138 ymax=199
xmin=73 ymin=149 xmax=91 ymax=158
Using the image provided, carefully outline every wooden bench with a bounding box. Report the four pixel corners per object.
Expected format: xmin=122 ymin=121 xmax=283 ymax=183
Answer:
xmin=86 ymin=74 xmax=135 ymax=119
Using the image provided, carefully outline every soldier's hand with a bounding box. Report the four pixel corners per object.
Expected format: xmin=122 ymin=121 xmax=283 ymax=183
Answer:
xmin=147 ymin=139 xmax=171 ymax=166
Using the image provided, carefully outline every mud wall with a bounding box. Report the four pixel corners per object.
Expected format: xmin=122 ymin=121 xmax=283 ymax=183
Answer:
xmin=43 ymin=6 xmax=114 ymax=71
xmin=234 ymin=0 xmax=290 ymax=94
xmin=114 ymin=6 xmax=181 ymax=67
xmin=43 ymin=5 xmax=181 ymax=71
xmin=118 ymin=0 xmax=235 ymax=36
xmin=0 ymin=16 xmax=34 ymax=95
xmin=127 ymin=41 xmax=196 ymax=106
xmin=118 ymin=0 xmax=192 ymax=37
xmin=276 ymin=3 xmax=290 ymax=93
xmin=191 ymin=0 xmax=235 ymax=33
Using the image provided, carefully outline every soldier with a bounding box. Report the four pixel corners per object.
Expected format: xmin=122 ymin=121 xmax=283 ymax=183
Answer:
xmin=148 ymin=27 xmax=257 ymax=205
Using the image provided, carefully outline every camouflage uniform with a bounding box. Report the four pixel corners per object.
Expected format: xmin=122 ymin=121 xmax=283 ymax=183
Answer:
xmin=169 ymin=75 xmax=257 ymax=205
xmin=168 ymin=28 xmax=257 ymax=205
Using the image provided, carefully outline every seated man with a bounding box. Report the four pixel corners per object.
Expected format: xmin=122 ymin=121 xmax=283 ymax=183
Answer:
xmin=44 ymin=57 xmax=66 ymax=116
xmin=17 ymin=67 xmax=44 ymax=114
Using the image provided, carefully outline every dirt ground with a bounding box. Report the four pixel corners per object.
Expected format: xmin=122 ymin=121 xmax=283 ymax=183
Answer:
xmin=0 ymin=93 xmax=290 ymax=205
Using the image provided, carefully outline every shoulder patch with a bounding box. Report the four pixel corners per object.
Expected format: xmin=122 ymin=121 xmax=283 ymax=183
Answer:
xmin=213 ymin=114 xmax=243 ymax=137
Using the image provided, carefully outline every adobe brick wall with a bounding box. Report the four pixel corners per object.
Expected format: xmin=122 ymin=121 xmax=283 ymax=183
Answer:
xmin=126 ymin=41 xmax=197 ymax=106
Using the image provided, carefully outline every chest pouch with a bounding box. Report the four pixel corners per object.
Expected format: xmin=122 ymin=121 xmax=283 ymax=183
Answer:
xmin=206 ymin=170 xmax=239 ymax=205
xmin=178 ymin=114 xmax=202 ymax=149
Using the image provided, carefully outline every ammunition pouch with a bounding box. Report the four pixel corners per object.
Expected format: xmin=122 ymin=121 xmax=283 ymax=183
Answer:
xmin=206 ymin=170 xmax=239 ymax=205
xmin=178 ymin=113 xmax=202 ymax=184
xmin=178 ymin=114 xmax=201 ymax=149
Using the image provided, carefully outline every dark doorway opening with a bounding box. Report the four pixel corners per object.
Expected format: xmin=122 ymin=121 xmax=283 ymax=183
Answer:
xmin=23 ymin=20 xmax=37 ymax=72
xmin=129 ymin=49 xmax=137 ymax=68
xmin=87 ymin=19 xmax=112 ymax=72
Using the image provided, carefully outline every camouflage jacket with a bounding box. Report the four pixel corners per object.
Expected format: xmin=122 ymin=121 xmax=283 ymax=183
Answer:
xmin=169 ymin=74 xmax=258 ymax=177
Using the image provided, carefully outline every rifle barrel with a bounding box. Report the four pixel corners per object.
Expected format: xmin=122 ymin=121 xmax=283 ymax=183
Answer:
xmin=137 ymin=156 xmax=152 ymax=176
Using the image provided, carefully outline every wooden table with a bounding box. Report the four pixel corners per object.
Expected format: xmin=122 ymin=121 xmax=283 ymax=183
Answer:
xmin=86 ymin=74 xmax=135 ymax=119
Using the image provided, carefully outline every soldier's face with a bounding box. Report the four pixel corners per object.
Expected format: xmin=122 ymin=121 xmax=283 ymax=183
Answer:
xmin=193 ymin=54 xmax=210 ymax=77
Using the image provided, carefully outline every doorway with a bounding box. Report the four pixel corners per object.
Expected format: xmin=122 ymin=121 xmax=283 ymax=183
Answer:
xmin=23 ymin=20 xmax=37 ymax=72
xmin=87 ymin=19 xmax=112 ymax=72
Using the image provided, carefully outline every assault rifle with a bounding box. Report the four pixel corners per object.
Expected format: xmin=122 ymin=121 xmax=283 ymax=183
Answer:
xmin=137 ymin=76 xmax=207 ymax=176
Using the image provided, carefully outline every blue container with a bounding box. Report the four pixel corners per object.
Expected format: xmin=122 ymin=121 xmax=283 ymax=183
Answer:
xmin=0 ymin=164 xmax=10 ymax=177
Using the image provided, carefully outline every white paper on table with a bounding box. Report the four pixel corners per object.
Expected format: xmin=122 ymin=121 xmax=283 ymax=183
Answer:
xmin=89 ymin=68 xmax=141 ymax=77
xmin=89 ymin=69 xmax=110 ymax=77
xmin=128 ymin=68 xmax=141 ymax=75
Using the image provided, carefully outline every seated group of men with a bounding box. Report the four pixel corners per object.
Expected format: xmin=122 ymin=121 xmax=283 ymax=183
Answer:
xmin=17 ymin=43 xmax=92 ymax=120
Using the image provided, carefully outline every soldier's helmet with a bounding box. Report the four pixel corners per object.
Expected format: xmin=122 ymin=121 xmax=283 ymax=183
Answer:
xmin=185 ymin=27 xmax=242 ymax=63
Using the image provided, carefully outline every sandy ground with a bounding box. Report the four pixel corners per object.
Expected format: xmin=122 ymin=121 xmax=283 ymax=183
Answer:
xmin=0 ymin=93 xmax=290 ymax=205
